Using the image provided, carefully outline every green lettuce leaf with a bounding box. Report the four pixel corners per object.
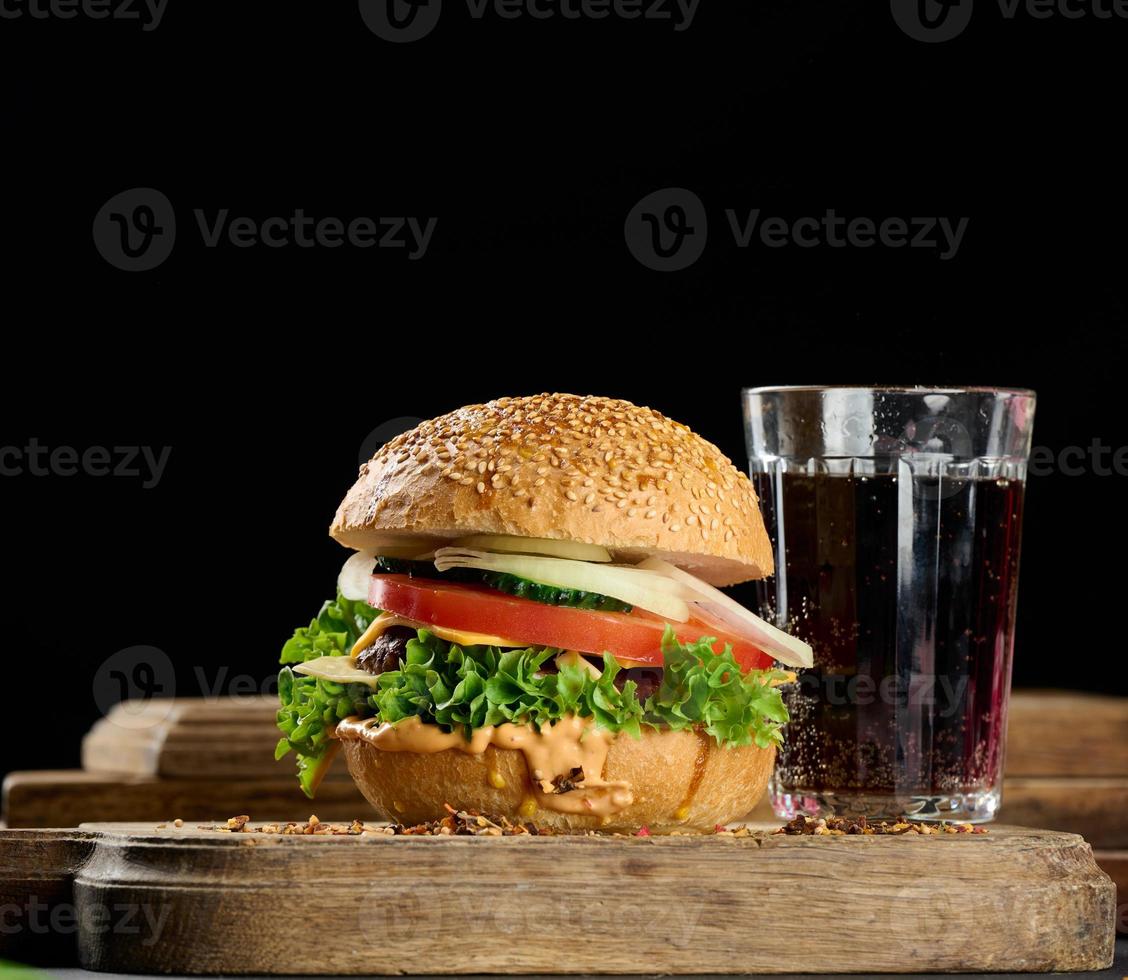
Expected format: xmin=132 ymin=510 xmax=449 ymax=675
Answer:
xmin=276 ymin=595 xmax=791 ymax=797
xmin=644 ymin=628 xmax=791 ymax=748
xmin=275 ymin=591 xmax=380 ymax=796
xmin=279 ymin=593 xmax=380 ymax=664
xmin=369 ymin=625 xmax=788 ymax=748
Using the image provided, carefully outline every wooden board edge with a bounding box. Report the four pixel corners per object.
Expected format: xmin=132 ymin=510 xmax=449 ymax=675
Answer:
xmin=0 ymin=828 xmax=98 ymax=967
xmin=0 ymin=823 xmax=1116 ymax=974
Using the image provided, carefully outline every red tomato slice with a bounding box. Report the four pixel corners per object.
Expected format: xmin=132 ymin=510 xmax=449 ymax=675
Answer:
xmin=369 ymin=575 xmax=773 ymax=672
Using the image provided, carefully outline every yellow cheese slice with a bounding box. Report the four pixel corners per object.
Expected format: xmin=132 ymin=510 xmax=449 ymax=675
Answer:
xmin=293 ymin=656 xmax=380 ymax=687
xmin=765 ymin=670 xmax=798 ymax=687
xmin=293 ymin=613 xmax=529 ymax=688
xmin=350 ymin=613 xmax=526 ymax=658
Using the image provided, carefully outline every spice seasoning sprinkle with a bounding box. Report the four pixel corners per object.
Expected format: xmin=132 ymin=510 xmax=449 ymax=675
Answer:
xmin=189 ymin=815 xmax=371 ymax=835
xmin=181 ymin=807 xmax=552 ymax=838
xmin=394 ymin=804 xmax=553 ymax=836
xmin=770 ymin=815 xmax=988 ymax=836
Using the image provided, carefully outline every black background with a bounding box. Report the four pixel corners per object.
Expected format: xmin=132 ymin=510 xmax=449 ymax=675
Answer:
xmin=1 ymin=0 xmax=1125 ymax=780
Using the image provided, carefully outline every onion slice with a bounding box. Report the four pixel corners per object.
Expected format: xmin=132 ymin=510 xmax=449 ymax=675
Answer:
xmin=338 ymin=550 xmax=377 ymax=601
xmin=452 ymin=534 xmax=611 ymax=563
xmin=635 ymin=558 xmax=814 ymax=669
xmin=434 ymin=548 xmax=692 ymax=622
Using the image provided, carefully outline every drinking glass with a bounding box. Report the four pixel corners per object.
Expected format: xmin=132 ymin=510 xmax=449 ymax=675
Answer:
xmin=743 ymin=386 xmax=1036 ymax=822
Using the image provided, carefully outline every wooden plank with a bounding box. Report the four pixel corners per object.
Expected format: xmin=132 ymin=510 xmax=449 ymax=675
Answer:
xmin=1092 ymin=850 xmax=1128 ymax=931
xmin=2 ymin=771 xmax=368 ymax=829
xmin=1006 ymin=691 xmax=1128 ymax=777
xmin=0 ymin=822 xmax=1109 ymax=975
xmin=82 ymin=721 xmax=351 ymax=782
xmin=0 ymin=828 xmax=97 ymax=965
xmin=999 ymin=776 xmax=1128 ymax=849
xmin=81 ymin=696 xmax=285 ymax=780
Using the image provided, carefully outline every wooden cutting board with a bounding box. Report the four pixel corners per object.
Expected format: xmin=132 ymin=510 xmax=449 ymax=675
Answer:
xmin=1 ymin=770 xmax=367 ymax=828
xmin=0 ymin=822 xmax=1114 ymax=974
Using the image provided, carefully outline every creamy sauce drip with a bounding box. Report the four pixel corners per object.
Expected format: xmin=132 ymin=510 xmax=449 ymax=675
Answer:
xmin=674 ymin=728 xmax=711 ymax=820
xmin=336 ymin=714 xmax=634 ymax=817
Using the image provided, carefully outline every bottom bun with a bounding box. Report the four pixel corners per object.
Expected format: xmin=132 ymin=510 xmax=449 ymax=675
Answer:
xmin=339 ymin=723 xmax=775 ymax=834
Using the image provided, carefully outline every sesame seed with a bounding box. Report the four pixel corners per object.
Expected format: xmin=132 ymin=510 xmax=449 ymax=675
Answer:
xmin=350 ymin=394 xmax=757 ymax=554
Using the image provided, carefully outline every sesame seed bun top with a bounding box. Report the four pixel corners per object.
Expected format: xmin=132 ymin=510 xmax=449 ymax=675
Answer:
xmin=330 ymin=393 xmax=774 ymax=586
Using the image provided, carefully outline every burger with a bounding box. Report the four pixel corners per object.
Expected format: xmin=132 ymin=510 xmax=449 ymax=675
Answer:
xmin=275 ymin=393 xmax=811 ymax=833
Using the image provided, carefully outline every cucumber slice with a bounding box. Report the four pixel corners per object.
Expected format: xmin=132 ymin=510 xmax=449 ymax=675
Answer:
xmin=482 ymin=572 xmax=632 ymax=613
xmin=372 ymin=557 xmax=631 ymax=612
xmin=434 ymin=548 xmax=693 ymax=622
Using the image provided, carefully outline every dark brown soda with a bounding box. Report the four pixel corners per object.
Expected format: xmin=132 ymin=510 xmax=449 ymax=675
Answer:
xmin=752 ymin=470 xmax=1025 ymax=810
